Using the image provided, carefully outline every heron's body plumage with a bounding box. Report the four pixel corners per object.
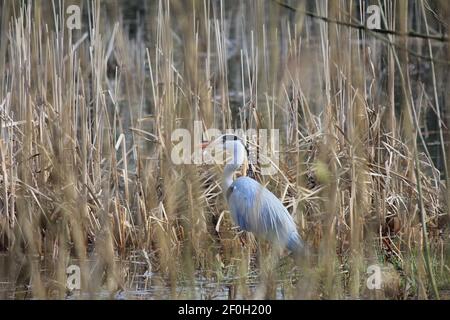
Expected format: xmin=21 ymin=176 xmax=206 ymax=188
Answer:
xmin=226 ymin=176 xmax=305 ymax=255
xmin=204 ymin=134 xmax=306 ymax=257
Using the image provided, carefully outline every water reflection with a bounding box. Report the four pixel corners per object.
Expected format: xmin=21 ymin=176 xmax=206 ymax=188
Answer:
xmin=0 ymin=252 xmax=289 ymax=299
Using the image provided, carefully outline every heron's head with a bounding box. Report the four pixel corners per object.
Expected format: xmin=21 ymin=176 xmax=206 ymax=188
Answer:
xmin=201 ymin=134 xmax=246 ymax=152
xmin=201 ymin=134 xmax=248 ymax=166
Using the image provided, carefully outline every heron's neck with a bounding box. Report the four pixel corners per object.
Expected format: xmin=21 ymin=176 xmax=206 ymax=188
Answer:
xmin=223 ymin=141 xmax=246 ymax=191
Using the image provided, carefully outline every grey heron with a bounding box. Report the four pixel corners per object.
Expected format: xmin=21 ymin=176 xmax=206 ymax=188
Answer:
xmin=202 ymin=134 xmax=306 ymax=257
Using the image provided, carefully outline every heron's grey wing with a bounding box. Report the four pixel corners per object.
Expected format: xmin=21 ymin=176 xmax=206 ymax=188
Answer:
xmin=226 ymin=183 xmax=252 ymax=231
xmin=227 ymin=177 xmax=299 ymax=247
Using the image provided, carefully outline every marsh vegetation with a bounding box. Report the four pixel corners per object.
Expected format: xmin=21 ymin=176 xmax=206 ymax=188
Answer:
xmin=0 ymin=0 xmax=449 ymax=299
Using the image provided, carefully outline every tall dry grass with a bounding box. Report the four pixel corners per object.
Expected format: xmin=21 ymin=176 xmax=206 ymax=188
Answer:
xmin=0 ymin=0 xmax=449 ymax=299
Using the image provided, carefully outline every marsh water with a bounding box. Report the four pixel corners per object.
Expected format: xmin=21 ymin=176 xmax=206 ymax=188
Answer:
xmin=0 ymin=253 xmax=293 ymax=299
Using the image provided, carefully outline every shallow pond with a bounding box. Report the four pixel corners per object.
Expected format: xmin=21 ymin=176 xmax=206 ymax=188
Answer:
xmin=0 ymin=252 xmax=292 ymax=300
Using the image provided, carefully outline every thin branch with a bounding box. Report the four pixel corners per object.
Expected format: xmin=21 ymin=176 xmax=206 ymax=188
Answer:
xmin=273 ymin=0 xmax=449 ymax=42
xmin=273 ymin=0 xmax=450 ymax=65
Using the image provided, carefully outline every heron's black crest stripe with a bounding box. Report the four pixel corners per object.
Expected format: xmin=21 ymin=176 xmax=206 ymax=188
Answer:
xmin=222 ymin=134 xmax=250 ymax=154
xmin=222 ymin=134 xmax=239 ymax=143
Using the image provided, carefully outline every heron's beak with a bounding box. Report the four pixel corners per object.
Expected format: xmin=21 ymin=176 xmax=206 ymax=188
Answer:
xmin=200 ymin=142 xmax=210 ymax=150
